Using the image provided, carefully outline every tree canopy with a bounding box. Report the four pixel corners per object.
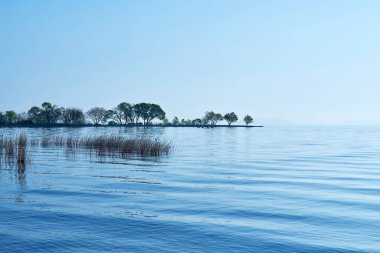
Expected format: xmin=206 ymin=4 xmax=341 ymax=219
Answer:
xmin=62 ymin=108 xmax=85 ymax=125
xmin=0 ymin=101 xmax=256 ymax=127
xmin=224 ymin=112 xmax=238 ymax=126
xmin=203 ymin=111 xmax=224 ymax=125
xmin=244 ymin=115 xmax=253 ymax=125
xmin=134 ymin=103 xmax=165 ymax=125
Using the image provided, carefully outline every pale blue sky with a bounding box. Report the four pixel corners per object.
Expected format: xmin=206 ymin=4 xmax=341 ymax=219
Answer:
xmin=1 ymin=0 xmax=380 ymax=124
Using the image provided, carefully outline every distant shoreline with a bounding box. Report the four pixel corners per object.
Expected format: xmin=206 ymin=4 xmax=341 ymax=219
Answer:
xmin=0 ymin=124 xmax=263 ymax=128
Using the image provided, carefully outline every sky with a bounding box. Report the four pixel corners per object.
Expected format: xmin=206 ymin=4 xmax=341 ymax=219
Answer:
xmin=1 ymin=0 xmax=380 ymax=125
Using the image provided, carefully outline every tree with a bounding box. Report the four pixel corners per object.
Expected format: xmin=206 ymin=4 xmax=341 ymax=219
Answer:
xmin=26 ymin=103 xmax=61 ymax=124
xmin=27 ymin=106 xmax=42 ymax=124
xmin=203 ymin=111 xmax=224 ymax=125
xmin=5 ymin=111 xmax=18 ymax=124
xmin=40 ymin=102 xmax=62 ymax=124
xmin=215 ymin=113 xmax=224 ymax=124
xmin=114 ymin=102 xmax=138 ymax=125
xmin=146 ymin=104 xmax=165 ymax=124
xmin=87 ymin=107 xmax=109 ymax=125
xmin=61 ymin=108 xmax=85 ymax=125
xmin=224 ymin=112 xmax=238 ymax=126
xmin=105 ymin=110 xmax=114 ymax=124
xmin=244 ymin=115 xmax=253 ymax=125
xmin=134 ymin=103 xmax=149 ymax=124
xmin=134 ymin=103 xmax=166 ymax=125
xmin=110 ymin=108 xmax=124 ymax=125
xmin=116 ymin=102 xmax=136 ymax=124
xmin=0 ymin=112 xmax=5 ymax=125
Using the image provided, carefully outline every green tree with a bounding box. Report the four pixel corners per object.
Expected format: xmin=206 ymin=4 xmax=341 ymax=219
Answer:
xmin=134 ymin=103 xmax=149 ymax=124
xmin=215 ymin=113 xmax=223 ymax=123
xmin=5 ymin=111 xmax=18 ymax=124
xmin=244 ymin=115 xmax=253 ymax=125
xmin=27 ymin=106 xmax=42 ymax=123
xmin=224 ymin=112 xmax=238 ymax=126
xmin=62 ymin=108 xmax=85 ymax=125
xmin=204 ymin=111 xmax=224 ymax=125
xmin=117 ymin=102 xmax=135 ymax=124
xmin=134 ymin=103 xmax=165 ymax=125
xmin=40 ymin=102 xmax=62 ymax=124
xmin=110 ymin=107 xmax=124 ymax=125
xmin=105 ymin=110 xmax=114 ymax=124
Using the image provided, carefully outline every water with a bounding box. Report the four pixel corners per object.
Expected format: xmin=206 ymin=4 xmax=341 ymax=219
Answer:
xmin=1 ymin=126 xmax=380 ymax=253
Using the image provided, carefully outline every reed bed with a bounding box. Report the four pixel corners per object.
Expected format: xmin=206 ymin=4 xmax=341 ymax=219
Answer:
xmin=51 ymin=135 xmax=172 ymax=158
xmin=1 ymin=134 xmax=172 ymax=167
xmin=79 ymin=135 xmax=172 ymax=158
xmin=0 ymin=134 xmax=30 ymax=166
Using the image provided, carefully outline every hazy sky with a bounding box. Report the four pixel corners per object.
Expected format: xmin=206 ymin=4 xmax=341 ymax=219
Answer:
xmin=1 ymin=0 xmax=380 ymax=125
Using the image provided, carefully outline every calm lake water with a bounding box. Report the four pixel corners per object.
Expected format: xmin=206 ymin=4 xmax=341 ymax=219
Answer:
xmin=1 ymin=126 xmax=380 ymax=253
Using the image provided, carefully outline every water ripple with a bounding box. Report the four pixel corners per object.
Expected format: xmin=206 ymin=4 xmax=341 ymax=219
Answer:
xmin=1 ymin=126 xmax=380 ymax=252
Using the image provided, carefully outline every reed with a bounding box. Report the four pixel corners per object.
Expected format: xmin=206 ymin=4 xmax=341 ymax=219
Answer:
xmin=72 ymin=135 xmax=172 ymax=158
xmin=16 ymin=134 xmax=27 ymax=165
xmin=0 ymin=134 xmax=31 ymax=166
xmin=0 ymin=134 xmax=172 ymax=167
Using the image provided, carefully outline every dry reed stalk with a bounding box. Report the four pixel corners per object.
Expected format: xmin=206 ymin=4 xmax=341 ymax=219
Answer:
xmin=16 ymin=134 xmax=27 ymax=165
xmin=1 ymin=134 xmax=172 ymax=167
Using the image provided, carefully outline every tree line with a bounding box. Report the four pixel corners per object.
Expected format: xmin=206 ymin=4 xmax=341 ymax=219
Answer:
xmin=0 ymin=102 xmax=254 ymax=127
xmin=169 ymin=112 xmax=253 ymax=126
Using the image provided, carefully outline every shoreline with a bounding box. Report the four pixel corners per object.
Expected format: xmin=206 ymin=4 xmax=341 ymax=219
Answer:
xmin=0 ymin=124 xmax=264 ymax=128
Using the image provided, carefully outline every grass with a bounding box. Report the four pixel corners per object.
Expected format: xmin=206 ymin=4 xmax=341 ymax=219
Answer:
xmin=0 ymin=134 xmax=172 ymax=167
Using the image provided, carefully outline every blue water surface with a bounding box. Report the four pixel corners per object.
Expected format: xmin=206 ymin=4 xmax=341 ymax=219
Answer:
xmin=0 ymin=126 xmax=380 ymax=252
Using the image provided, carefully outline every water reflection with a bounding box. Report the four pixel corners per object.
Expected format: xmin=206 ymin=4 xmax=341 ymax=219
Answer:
xmin=14 ymin=169 xmax=26 ymax=203
xmin=0 ymin=164 xmax=28 ymax=203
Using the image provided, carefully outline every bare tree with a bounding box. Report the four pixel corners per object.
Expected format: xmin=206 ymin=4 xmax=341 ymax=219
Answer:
xmin=87 ymin=107 xmax=109 ymax=125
